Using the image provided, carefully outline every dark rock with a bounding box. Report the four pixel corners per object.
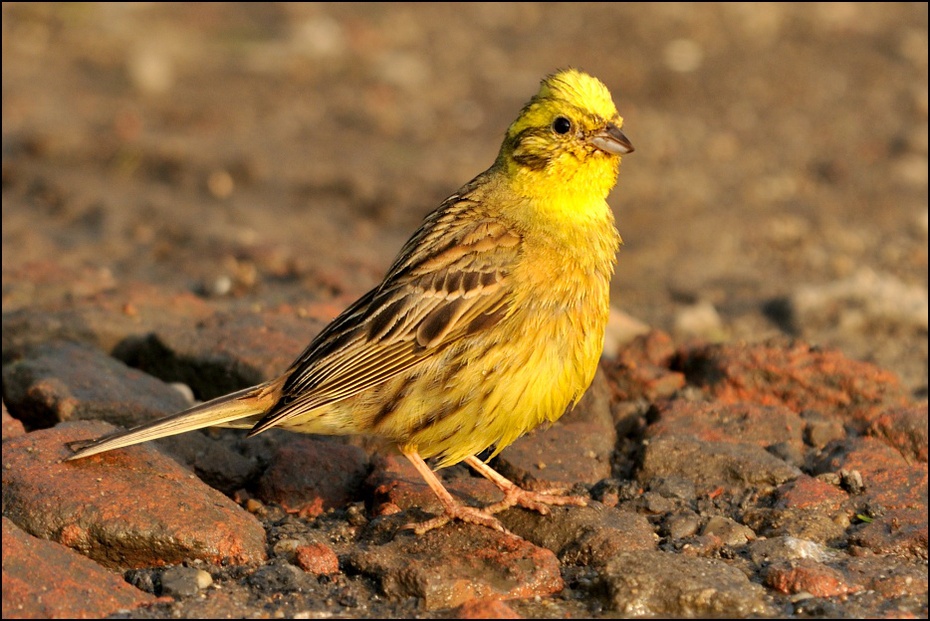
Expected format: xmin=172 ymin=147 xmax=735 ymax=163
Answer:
xmin=2 ymin=340 xmax=192 ymax=429
xmin=2 ymin=400 xmax=26 ymax=439
xmin=348 ymin=525 xmax=562 ymax=610
xmin=639 ymin=434 xmax=802 ymax=490
xmin=648 ymin=399 xmax=806 ymax=452
xmin=247 ymin=560 xmax=311 ymax=593
xmin=500 ymin=503 xmax=656 ymax=565
xmin=599 ymin=549 xmax=772 ymax=616
xmin=256 ymin=437 xmax=370 ymax=517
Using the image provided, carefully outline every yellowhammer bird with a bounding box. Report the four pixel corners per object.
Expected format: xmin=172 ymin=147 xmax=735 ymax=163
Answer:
xmin=68 ymin=68 xmax=633 ymax=534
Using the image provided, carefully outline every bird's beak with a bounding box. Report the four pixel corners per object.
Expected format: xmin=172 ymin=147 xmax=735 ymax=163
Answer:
xmin=590 ymin=123 xmax=634 ymax=155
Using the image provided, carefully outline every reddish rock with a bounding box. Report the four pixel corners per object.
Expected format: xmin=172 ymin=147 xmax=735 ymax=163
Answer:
xmin=815 ymin=436 xmax=909 ymax=475
xmin=763 ymin=559 xmax=861 ymax=597
xmin=675 ymin=340 xmax=909 ymax=427
xmin=868 ymin=404 xmax=928 ymax=463
xmin=851 ymin=507 xmax=929 ymax=559
xmin=2 ymin=421 xmax=267 ymax=569
xmin=605 ymin=330 xmax=686 ymax=401
xmin=846 ymin=555 xmax=930 ymax=600
xmin=815 ymin=437 xmax=925 ymax=510
xmin=368 ymin=453 xmax=441 ymax=516
xmin=256 ymin=437 xmax=369 ymax=517
xmin=623 ymin=329 xmax=678 ymax=367
xmin=2 ymin=517 xmax=158 ymax=618
xmin=862 ymin=465 xmax=927 ymax=513
xmin=814 ymin=437 xmax=928 ymax=558
xmin=295 ymin=542 xmax=340 ymax=575
xmin=776 ymin=476 xmax=849 ymax=512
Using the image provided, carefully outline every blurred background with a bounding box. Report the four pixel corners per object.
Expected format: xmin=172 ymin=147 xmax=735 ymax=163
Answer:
xmin=2 ymin=3 xmax=927 ymax=394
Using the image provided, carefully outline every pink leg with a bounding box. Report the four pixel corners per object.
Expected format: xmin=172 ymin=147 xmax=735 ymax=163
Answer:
xmin=401 ymin=448 xmax=510 ymax=535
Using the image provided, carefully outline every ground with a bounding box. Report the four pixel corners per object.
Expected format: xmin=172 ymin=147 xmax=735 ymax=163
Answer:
xmin=2 ymin=3 xmax=927 ymax=619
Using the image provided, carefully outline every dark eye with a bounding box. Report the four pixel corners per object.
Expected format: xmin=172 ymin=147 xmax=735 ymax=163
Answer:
xmin=552 ymin=116 xmax=572 ymax=135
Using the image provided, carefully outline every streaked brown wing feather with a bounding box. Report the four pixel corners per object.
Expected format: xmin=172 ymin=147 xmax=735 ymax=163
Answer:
xmin=248 ymin=193 xmax=521 ymax=434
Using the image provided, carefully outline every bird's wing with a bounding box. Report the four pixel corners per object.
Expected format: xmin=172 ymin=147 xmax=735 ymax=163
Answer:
xmin=248 ymin=194 xmax=521 ymax=434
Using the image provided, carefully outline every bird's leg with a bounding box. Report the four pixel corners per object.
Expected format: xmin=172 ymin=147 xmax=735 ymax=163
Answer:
xmin=401 ymin=448 xmax=511 ymax=535
xmin=464 ymin=455 xmax=588 ymax=515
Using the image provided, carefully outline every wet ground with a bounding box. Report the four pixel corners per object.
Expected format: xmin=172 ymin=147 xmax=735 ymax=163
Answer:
xmin=2 ymin=3 xmax=927 ymax=619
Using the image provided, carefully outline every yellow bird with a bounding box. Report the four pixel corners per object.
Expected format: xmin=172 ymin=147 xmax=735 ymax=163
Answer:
xmin=68 ymin=68 xmax=633 ymax=534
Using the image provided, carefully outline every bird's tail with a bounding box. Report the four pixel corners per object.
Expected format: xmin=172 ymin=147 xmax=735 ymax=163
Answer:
xmin=66 ymin=379 xmax=283 ymax=460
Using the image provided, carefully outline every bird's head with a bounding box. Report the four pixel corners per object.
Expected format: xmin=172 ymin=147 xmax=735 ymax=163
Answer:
xmin=498 ymin=69 xmax=633 ymax=200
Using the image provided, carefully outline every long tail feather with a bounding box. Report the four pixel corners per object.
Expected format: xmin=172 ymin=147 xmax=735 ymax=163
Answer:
xmin=66 ymin=380 xmax=282 ymax=460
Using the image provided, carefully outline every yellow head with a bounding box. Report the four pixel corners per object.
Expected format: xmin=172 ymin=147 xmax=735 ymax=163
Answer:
xmin=497 ymin=69 xmax=633 ymax=203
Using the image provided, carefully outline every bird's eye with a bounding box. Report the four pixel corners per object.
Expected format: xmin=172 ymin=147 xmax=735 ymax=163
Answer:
xmin=552 ymin=116 xmax=572 ymax=135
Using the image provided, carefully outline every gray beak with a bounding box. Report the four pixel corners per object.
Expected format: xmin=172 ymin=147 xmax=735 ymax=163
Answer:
xmin=590 ymin=123 xmax=634 ymax=155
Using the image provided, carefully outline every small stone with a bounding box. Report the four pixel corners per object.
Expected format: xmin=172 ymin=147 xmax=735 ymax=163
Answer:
xmin=701 ymin=516 xmax=755 ymax=546
xmin=160 ymin=566 xmax=212 ymax=598
xmin=295 ymin=543 xmax=340 ymax=576
xmin=663 ymin=512 xmax=701 ymax=540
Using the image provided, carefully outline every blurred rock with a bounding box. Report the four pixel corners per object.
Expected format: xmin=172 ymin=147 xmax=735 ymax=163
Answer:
xmin=791 ymin=268 xmax=928 ymax=334
xmin=450 ymin=598 xmax=521 ymax=619
xmin=648 ymin=400 xmax=805 ymax=452
xmin=366 ymin=452 xmax=503 ymax=524
xmin=159 ymin=566 xmax=213 ymax=597
xmin=604 ymin=330 xmax=686 ymax=402
xmin=675 ymin=339 xmax=910 ymax=429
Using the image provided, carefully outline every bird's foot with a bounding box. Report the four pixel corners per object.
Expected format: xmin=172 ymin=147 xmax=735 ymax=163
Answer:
xmin=404 ymin=504 xmax=512 ymax=535
xmin=485 ymin=486 xmax=588 ymax=515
